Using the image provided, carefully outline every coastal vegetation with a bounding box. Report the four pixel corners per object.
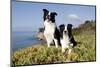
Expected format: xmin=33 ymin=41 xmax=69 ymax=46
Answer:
xmin=12 ymin=20 xmax=96 ymax=66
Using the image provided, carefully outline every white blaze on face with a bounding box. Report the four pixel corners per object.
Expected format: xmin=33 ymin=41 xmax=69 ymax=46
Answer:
xmin=48 ymin=12 xmax=50 ymax=15
xmin=62 ymin=26 xmax=69 ymax=48
xmin=63 ymin=26 xmax=68 ymax=39
xmin=64 ymin=26 xmax=67 ymax=32
xmin=46 ymin=12 xmax=51 ymax=21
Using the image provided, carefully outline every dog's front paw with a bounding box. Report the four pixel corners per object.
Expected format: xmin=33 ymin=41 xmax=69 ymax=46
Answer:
xmin=70 ymin=43 xmax=73 ymax=47
xmin=68 ymin=49 xmax=72 ymax=54
xmin=56 ymin=45 xmax=58 ymax=48
xmin=66 ymin=45 xmax=69 ymax=48
xmin=62 ymin=48 xmax=65 ymax=53
xmin=47 ymin=44 xmax=50 ymax=48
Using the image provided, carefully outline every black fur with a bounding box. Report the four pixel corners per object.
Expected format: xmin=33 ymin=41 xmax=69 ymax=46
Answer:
xmin=43 ymin=9 xmax=57 ymax=22
xmin=67 ymin=24 xmax=77 ymax=47
xmin=50 ymin=12 xmax=57 ymax=22
xmin=54 ymin=27 xmax=61 ymax=46
xmin=59 ymin=24 xmax=65 ymax=38
xmin=43 ymin=9 xmax=49 ymax=21
xmin=67 ymin=24 xmax=73 ymax=38
xmin=43 ymin=9 xmax=60 ymax=46
xmin=59 ymin=24 xmax=77 ymax=47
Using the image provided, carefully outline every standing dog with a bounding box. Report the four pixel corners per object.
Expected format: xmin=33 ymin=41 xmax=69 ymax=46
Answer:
xmin=43 ymin=9 xmax=61 ymax=48
xmin=59 ymin=24 xmax=77 ymax=53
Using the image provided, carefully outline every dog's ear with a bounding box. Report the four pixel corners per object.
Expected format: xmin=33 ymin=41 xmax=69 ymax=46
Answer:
xmin=52 ymin=12 xmax=57 ymax=16
xmin=43 ymin=9 xmax=49 ymax=14
xmin=43 ymin=9 xmax=49 ymax=21
xmin=43 ymin=9 xmax=49 ymax=12
xmin=59 ymin=24 xmax=65 ymax=38
xmin=67 ymin=24 xmax=73 ymax=29
xmin=59 ymin=24 xmax=65 ymax=31
xmin=59 ymin=24 xmax=64 ymax=28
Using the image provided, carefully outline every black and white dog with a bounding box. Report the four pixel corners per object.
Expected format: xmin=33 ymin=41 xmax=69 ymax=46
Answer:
xmin=43 ymin=9 xmax=61 ymax=48
xmin=59 ymin=24 xmax=77 ymax=53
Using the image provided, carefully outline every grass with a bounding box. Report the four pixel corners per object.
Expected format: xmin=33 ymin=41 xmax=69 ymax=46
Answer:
xmin=12 ymin=21 xmax=96 ymax=66
xmin=12 ymin=31 xmax=96 ymax=66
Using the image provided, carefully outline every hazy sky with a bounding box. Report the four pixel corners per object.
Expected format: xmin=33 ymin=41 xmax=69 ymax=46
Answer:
xmin=12 ymin=1 xmax=96 ymax=31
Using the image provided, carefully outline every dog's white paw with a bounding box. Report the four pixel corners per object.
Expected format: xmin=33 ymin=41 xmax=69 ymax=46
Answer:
xmin=66 ymin=45 xmax=69 ymax=48
xmin=62 ymin=48 xmax=65 ymax=53
xmin=56 ymin=45 xmax=58 ymax=48
xmin=70 ymin=43 xmax=73 ymax=46
xmin=68 ymin=49 xmax=72 ymax=54
xmin=47 ymin=45 xmax=50 ymax=47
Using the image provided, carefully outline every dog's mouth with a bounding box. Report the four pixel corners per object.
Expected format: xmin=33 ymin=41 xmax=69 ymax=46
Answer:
xmin=46 ymin=16 xmax=50 ymax=22
xmin=46 ymin=19 xmax=50 ymax=22
xmin=46 ymin=15 xmax=50 ymax=19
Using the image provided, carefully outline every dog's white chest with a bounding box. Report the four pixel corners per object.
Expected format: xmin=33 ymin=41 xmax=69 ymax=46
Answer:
xmin=44 ymin=20 xmax=56 ymax=34
xmin=61 ymin=34 xmax=69 ymax=48
xmin=63 ymin=34 xmax=69 ymax=41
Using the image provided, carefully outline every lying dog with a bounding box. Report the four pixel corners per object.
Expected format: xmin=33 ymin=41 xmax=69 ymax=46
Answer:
xmin=59 ymin=24 xmax=77 ymax=53
xmin=43 ymin=9 xmax=61 ymax=48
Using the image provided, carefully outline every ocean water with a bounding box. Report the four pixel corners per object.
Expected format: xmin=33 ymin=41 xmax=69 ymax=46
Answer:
xmin=12 ymin=31 xmax=41 ymax=51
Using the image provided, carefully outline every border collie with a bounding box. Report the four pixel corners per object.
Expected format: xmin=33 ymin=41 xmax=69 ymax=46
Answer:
xmin=59 ymin=24 xmax=77 ymax=53
xmin=43 ymin=9 xmax=61 ymax=48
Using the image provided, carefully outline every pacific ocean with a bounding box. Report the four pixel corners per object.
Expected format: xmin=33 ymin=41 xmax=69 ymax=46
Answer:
xmin=12 ymin=31 xmax=41 ymax=51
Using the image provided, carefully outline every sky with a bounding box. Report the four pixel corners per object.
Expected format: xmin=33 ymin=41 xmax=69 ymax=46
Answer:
xmin=12 ymin=1 xmax=96 ymax=32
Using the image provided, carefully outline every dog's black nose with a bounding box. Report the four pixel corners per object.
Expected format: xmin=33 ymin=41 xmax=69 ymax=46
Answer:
xmin=64 ymin=31 xmax=67 ymax=33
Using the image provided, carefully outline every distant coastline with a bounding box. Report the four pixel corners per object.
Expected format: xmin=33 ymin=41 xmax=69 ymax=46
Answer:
xmin=12 ymin=30 xmax=44 ymax=51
